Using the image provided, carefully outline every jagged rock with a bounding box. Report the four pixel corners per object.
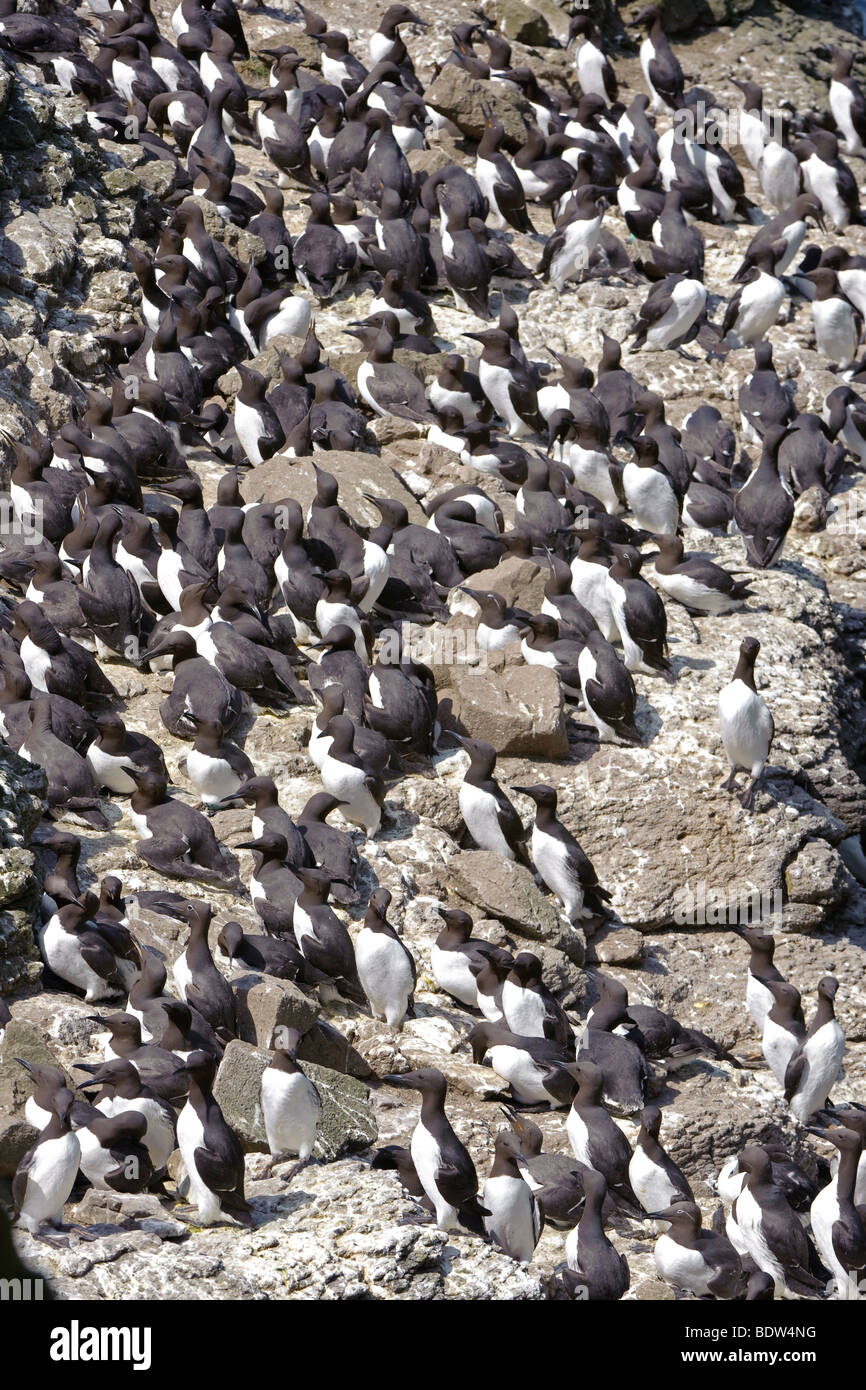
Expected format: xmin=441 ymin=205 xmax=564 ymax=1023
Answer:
xmin=662 ymin=0 xmax=757 ymax=32
xmin=446 ymin=850 xmax=585 ymax=962
xmin=7 ymin=995 xmax=106 ymax=1073
xmin=391 ymin=778 xmax=464 ymax=840
xmin=248 ymin=450 xmax=428 ymax=528
xmin=231 ymin=970 xmax=320 ymax=1048
xmin=438 ymin=664 xmax=568 ymax=757
xmin=464 ymin=555 xmax=549 ymax=614
xmin=71 ymin=1189 xmax=189 ymax=1241
xmin=485 ymin=0 xmax=550 ymax=46
xmin=0 ymin=208 xmax=77 ymax=288
xmin=425 ymin=63 xmax=536 ymax=150
xmin=785 ymin=839 xmax=852 ymax=909
xmin=591 ymin=925 xmax=646 ymax=966
xmin=213 ymin=1038 xmax=377 ymax=1158
xmin=297 ymin=1019 xmax=378 ymax=1081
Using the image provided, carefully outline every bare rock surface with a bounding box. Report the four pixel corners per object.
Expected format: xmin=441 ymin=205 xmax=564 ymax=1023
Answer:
xmin=1 ymin=0 xmax=866 ymax=1305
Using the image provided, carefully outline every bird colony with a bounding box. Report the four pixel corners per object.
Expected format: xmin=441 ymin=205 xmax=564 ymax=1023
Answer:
xmin=0 ymin=0 xmax=865 ymax=1302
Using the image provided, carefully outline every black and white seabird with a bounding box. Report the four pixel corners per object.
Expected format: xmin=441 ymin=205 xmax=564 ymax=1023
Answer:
xmin=260 ymin=1039 xmax=323 ymax=1180
xmin=735 ymin=925 xmax=785 ymax=1032
xmin=786 ymin=976 xmax=845 ymax=1123
xmin=808 ymin=1125 xmax=866 ymax=1300
xmin=12 ymin=1087 xmax=81 ymax=1239
xmin=513 ymin=784 xmax=610 ymax=925
xmin=632 ymin=5 xmax=684 ymax=112
xmin=565 ymin=1060 xmax=637 ymax=1208
xmin=482 ymin=1129 xmax=543 ymax=1264
xmin=653 ymin=536 xmax=754 ymax=616
xmin=430 ymin=907 xmax=505 ymax=1008
xmin=629 ymin=1106 xmax=693 ymax=1220
xmin=727 ymin=1145 xmax=825 ymax=1299
xmin=382 ymin=1068 xmax=489 ymax=1234
xmin=355 ymin=887 xmax=416 ymax=1028
xmin=177 ymin=1050 xmax=252 ymax=1226
xmin=761 ymin=980 xmax=806 ymax=1089
xmin=718 ymin=637 xmax=775 ymax=811
xmin=652 ymin=1200 xmax=745 ymax=1299
xmin=578 ymin=631 xmax=642 ymax=746
xmin=456 ymin=737 xmax=530 ymax=863
xmin=733 ymin=426 xmax=795 ymax=569
xmin=564 ymin=1167 xmax=630 ymax=1301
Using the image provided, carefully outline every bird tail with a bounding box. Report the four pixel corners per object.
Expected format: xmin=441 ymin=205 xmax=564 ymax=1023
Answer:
xmin=457 ymin=1196 xmax=491 ymax=1238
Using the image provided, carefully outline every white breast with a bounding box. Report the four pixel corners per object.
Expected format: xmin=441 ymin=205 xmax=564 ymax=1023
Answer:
xmin=17 ymin=1131 xmax=81 ymax=1229
xmin=355 ymin=929 xmax=413 ymax=1026
xmin=486 ymin=1045 xmax=549 ymax=1103
xmin=761 ymin=1014 xmax=799 ymax=1086
xmin=629 ymin=1143 xmax=683 ymax=1214
xmin=411 ymin=1119 xmax=455 ymax=1229
xmin=430 ymin=944 xmax=478 ymax=1007
xmin=501 ymin=978 xmax=547 ymax=1039
xmin=459 ymin=782 xmax=513 ymax=859
xmin=718 ymin=678 xmax=772 ymax=775
xmin=261 ymin=1067 xmax=321 ymax=1160
xmin=177 ymin=1101 xmax=222 ymax=1223
xmin=654 ymin=1233 xmax=714 ymax=1294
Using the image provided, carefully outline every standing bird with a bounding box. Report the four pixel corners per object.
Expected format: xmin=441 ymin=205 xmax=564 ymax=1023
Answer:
xmin=474 ymin=119 xmax=534 ymax=234
xmin=827 ymin=47 xmax=866 ymax=158
xmin=806 ymin=268 xmax=862 ymax=370
xmin=500 ymin=953 xmax=574 ymax=1051
xmin=354 ymin=887 xmax=416 ymax=1028
xmin=537 ymin=191 xmax=604 ymax=294
xmin=566 ymin=1060 xmax=635 ymax=1206
xmin=430 ymin=907 xmax=505 ymax=1008
xmin=736 ymin=926 xmax=785 ymax=1033
xmin=171 ymin=900 xmax=235 ymax=1042
xmin=176 ymin=1050 xmax=252 ymax=1226
xmin=786 ymin=977 xmax=846 ymax=1123
xmin=466 ymin=329 xmax=545 ymax=439
xmin=605 ymin=548 xmax=670 ymax=677
xmin=568 ymin=16 xmax=617 ymax=103
xmin=722 ymin=244 xmax=787 ymax=348
xmin=734 ymin=427 xmax=795 ymax=570
xmin=382 ymin=1069 xmax=489 ymax=1235
xmin=513 ymin=784 xmax=610 ymax=925
xmin=622 ymin=436 xmax=681 ymax=536
xmin=632 ymin=5 xmax=684 ymax=112
xmin=260 ymin=1037 xmax=322 ymax=1180
xmin=482 ymin=1129 xmax=543 ymax=1263
xmin=578 ymin=632 xmax=642 ymax=746
xmin=808 ymin=1125 xmax=866 ymax=1301
xmin=12 ymin=1087 xmax=80 ymax=1239
xmin=728 ymin=1145 xmax=825 ymax=1299
xmin=564 ymin=1167 xmax=630 ymax=1301
xmin=718 ymin=636 xmax=775 ymax=812
xmin=457 ymin=738 xmax=530 ymax=864
xmin=762 ymin=980 xmax=806 ymax=1088
xmin=628 ymin=274 xmax=707 ymax=353
xmin=629 ymin=1106 xmax=693 ymax=1219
